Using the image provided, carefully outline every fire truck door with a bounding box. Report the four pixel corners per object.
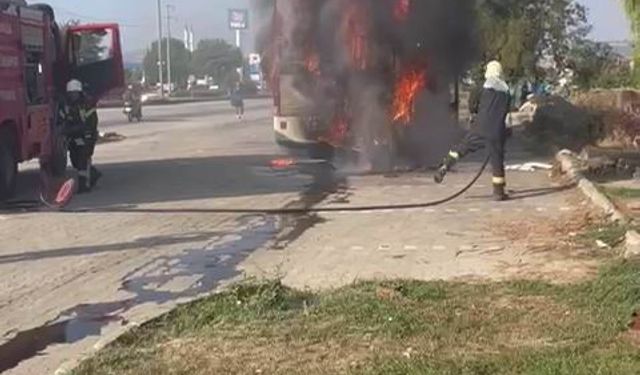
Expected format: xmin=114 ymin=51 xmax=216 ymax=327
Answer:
xmin=65 ymin=24 xmax=124 ymax=100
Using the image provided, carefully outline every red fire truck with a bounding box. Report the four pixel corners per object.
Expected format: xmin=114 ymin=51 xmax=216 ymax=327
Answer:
xmin=0 ymin=1 xmax=124 ymax=200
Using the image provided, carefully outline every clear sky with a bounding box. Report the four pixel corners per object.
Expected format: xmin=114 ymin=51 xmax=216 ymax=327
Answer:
xmin=45 ymin=0 xmax=631 ymax=60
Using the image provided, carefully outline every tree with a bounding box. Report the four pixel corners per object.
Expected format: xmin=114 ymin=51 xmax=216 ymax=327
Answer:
xmin=143 ymin=38 xmax=191 ymax=86
xmin=568 ymin=40 xmax=632 ymax=89
xmin=190 ymin=39 xmax=243 ymax=90
xmin=476 ymin=0 xmax=590 ymax=80
xmin=624 ymin=0 xmax=640 ymax=69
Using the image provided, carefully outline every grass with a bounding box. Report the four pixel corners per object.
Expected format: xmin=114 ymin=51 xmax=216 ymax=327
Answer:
xmin=72 ymin=260 xmax=640 ymax=375
xmin=602 ymin=187 xmax=640 ymax=200
xmin=579 ymin=222 xmax=629 ymax=247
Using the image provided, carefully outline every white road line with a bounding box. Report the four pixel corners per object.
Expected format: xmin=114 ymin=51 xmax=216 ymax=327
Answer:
xmin=433 ymin=245 xmax=447 ymax=251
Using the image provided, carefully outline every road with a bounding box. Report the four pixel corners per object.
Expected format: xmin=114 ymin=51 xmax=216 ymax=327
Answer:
xmin=0 ymin=99 xmax=598 ymax=374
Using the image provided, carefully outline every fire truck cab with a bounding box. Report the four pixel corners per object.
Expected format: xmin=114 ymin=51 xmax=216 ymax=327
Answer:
xmin=0 ymin=1 xmax=124 ymax=199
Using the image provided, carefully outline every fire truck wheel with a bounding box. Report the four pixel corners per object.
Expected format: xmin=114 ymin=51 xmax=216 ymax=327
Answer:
xmin=0 ymin=127 xmax=18 ymax=200
xmin=50 ymin=133 xmax=68 ymax=178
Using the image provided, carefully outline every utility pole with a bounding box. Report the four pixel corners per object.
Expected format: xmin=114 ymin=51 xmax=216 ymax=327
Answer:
xmin=156 ymin=0 xmax=164 ymax=98
xmin=166 ymin=4 xmax=174 ymax=95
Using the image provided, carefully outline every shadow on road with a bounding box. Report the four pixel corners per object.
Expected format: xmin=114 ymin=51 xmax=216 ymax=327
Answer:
xmin=7 ymin=154 xmax=312 ymax=211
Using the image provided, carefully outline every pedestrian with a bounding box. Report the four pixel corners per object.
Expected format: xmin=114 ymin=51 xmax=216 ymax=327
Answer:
xmin=59 ymin=79 xmax=102 ymax=193
xmin=434 ymin=60 xmax=511 ymax=201
xmin=230 ymin=83 xmax=245 ymax=120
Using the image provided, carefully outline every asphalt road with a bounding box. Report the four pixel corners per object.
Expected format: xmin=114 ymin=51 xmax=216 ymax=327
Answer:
xmin=98 ymin=99 xmax=273 ymax=129
xmin=0 ymin=99 xmax=596 ymax=375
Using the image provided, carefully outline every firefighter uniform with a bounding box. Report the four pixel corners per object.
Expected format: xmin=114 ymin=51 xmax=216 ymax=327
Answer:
xmin=434 ymin=61 xmax=511 ymax=201
xmin=60 ymin=80 xmax=101 ymax=193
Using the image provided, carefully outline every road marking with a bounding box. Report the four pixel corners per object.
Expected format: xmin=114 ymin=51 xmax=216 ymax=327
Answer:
xmin=468 ymin=208 xmax=480 ymax=212
xmin=560 ymin=206 xmax=572 ymax=212
xmin=536 ymin=207 xmax=547 ymax=212
xmin=404 ymin=245 xmax=418 ymax=250
xmin=445 ymin=208 xmax=458 ymax=213
xmin=424 ymin=208 xmax=437 ymax=213
xmin=351 ymin=245 xmax=365 ymax=251
xmin=378 ymin=244 xmax=392 ymax=250
xmin=433 ymin=245 xmax=447 ymax=251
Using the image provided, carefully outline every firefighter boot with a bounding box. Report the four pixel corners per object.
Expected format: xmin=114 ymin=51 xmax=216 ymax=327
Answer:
xmin=77 ymin=177 xmax=91 ymax=194
xmin=90 ymin=167 xmax=102 ymax=188
xmin=434 ymin=152 xmax=460 ymax=184
xmin=77 ymin=166 xmax=93 ymax=194
xmin=492 ymin=183 xmax=508 ymax=202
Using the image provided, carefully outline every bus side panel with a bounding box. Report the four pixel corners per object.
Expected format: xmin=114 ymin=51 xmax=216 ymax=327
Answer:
xmin=0 ymin=9 xmax=26 ymax=159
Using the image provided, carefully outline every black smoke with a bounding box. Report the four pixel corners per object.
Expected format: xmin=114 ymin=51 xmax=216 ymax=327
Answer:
xmin=253 ymin=0 xmax=479 ymax=170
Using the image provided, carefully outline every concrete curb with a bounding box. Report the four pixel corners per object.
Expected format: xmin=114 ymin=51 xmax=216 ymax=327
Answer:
xmin=555 ymin=150 xmax=639 ymax=258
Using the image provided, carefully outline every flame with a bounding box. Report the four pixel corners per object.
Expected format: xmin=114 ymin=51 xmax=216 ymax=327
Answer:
xmin=320 ymin=115 xmax=349 ymax=147
xmin=392 ymin=67 xmax=426 ymax=124
xmin=393 ymin=0 xmax=411 ymax=22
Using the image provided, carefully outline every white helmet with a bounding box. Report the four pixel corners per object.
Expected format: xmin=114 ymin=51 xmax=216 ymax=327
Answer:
xmin=485 ymin=60 xmax=504 ymax=80
xmin=66 ymin=79 xmax=83 ymax=93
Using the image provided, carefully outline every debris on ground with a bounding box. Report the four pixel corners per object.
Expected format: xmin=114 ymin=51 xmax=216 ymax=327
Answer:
xmin=97 ymin=132 xmax=126 ymax=144
xmin=505 ymin=162 xmax=553 ymax=172
xmin=524 ymin=95 xmax=597 ymax=152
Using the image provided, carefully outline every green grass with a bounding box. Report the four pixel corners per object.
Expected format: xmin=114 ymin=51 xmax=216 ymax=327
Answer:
xmin=579 ymin=222 xmax=629 ymax=247
xmin=602 ymin=187 xmax=640 ymax=200
xmin=71 ymin=260 xmax=640 ymax=375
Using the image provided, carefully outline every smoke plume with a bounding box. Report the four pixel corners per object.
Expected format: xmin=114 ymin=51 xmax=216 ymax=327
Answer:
xmin=254 ymin=0 xmax=478 ymax=170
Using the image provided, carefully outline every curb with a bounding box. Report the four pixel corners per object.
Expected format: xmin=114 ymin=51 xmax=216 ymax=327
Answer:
xmin=556 ymin=150 xmax=639 ymax=258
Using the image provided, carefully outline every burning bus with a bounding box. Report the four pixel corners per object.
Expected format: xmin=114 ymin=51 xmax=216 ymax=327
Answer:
xmin=258 ymin=0 xmax=476 ymax=168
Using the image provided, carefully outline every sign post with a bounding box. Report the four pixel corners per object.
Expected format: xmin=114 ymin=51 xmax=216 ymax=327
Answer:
xmin=228 ymin=8 xmax=249 ymax=49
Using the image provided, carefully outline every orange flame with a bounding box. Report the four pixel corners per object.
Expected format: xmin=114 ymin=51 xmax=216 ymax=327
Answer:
xmin=392 ymin=67 xmax=426 ymax=124
xmin=320 ymin=116 xmax=349 ymax=147
xmin=393 ymin=0 xmax=411 ymax=22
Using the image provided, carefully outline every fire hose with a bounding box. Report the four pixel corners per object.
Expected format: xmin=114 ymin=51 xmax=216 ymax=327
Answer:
xmin=0 ymin=156 xmax=490 ymax=214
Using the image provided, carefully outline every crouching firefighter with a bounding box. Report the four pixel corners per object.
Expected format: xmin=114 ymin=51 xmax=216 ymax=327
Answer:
xmin=60 ymin=79 xmax=102 ymax=193
xmin=434 ymin=60 xmax=511 ymax=201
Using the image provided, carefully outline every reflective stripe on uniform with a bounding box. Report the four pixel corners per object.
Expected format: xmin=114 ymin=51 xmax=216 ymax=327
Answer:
xmin=80 ymin=108 xmax=97 ymax=121
xmin=448 ymin=151 xmax=460 ymax=160
xmin=492 ymin=176 xmax=506 ymax=185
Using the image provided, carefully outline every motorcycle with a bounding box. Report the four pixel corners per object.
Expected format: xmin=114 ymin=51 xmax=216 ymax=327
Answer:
xmin=123 ymin=101 xmax=142 ymax=122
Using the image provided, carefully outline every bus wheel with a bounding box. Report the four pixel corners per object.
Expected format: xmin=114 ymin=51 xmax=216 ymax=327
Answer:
xmin=0 ymin=127 xmax=18 ymax=200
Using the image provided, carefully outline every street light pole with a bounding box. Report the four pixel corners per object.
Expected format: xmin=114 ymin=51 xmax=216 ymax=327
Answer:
xmin=166 ymin=4 xmax=174 ymax=95
xmin=156 ymin=0 xmax=165 ymax=98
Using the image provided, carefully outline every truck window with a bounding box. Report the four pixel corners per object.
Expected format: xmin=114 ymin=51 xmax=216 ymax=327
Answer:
xmin=71 ymin=29 xmax=113 ymax=66
xmin=25 ymin=51 xmax=45 ymax=105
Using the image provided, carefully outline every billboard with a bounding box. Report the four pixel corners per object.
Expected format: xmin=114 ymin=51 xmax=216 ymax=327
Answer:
xmin=228 ymin=9 xmax=249 ymax=30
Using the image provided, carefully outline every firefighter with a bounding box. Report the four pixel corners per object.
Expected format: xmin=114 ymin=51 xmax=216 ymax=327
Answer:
xmin=60 ymin=79 xmax=102 ymax=193
xmin=434 ymin=60 xmax=511 ymax=201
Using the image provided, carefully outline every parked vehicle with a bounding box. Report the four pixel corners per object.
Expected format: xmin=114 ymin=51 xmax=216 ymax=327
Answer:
xmin=0 ymin=2 xmax=124 ymax=200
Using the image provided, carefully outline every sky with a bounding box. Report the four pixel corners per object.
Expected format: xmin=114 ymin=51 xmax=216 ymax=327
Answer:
xmin=45 ymin=0 xmax=631 ymax=62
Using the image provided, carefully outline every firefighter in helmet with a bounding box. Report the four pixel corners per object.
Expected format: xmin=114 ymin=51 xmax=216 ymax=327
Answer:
xmin=60 ymin=79 xmax=102 ymax=193
xmin=434 ymin=60 xmax=511 ymax=201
